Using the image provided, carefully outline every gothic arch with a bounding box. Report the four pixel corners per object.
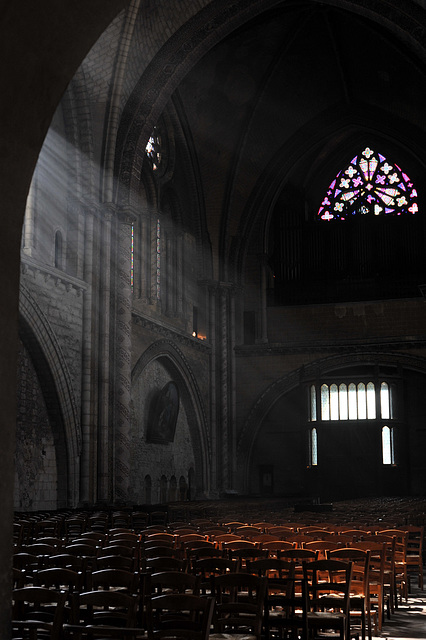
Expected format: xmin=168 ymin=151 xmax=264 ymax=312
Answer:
xmin=237 ymin=350 xmax=426 ymax=493
xmin=231 ymin=106 xmax=426 ymax=285
xmin=18 ymin=283 xmax=81 ymax=507
xmin=132 ymin=339 xmax=210 ymax=496
xmin=115 ymin=0 xmax=426 ymax=207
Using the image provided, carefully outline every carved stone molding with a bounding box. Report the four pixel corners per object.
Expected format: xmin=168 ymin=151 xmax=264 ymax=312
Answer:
xmin=132 ymin=311 xmax=211 ymax=353
xmin=20 ymin=256 xmax=88 ymax=296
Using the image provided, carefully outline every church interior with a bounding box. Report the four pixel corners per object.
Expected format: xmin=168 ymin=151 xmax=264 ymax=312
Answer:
xmin=3 ymin=0 xmax=426 ymax=635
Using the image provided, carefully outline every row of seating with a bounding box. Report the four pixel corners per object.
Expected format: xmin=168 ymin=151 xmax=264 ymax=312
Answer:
xmin=13 ymin=559 xmax=365 ymax=640
xmin=12 ymin=508 xmax=424 ymax=640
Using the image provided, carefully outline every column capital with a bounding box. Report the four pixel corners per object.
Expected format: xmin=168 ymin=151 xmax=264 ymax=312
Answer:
xmin=199 ymin=280 xmax=242 ymax=297
xmin=117 ymin=205 xmax=138 ymax=225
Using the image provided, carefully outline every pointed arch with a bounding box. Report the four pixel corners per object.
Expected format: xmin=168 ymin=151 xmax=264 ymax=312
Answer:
xmin=18 ymin=284 xmax=81 ymax=507
xmin=131 ymin=339 xmax=210 ymax=497
xmin=237 ymin=350 xmax=426 ymax=493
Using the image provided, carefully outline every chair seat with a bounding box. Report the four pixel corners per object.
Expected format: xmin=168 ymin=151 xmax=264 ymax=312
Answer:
xmin=308 ymin=611 xmax=347 ymax=621
xmin=209 ymin=634 xmax=258 ymax=640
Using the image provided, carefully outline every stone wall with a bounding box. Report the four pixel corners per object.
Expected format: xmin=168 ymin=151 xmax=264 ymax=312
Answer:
xmin=15 ymin=341 xmax=57 ymax=511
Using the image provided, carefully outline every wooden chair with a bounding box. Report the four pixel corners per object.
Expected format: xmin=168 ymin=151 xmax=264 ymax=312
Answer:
xmin=328 ymin=547 xmax=371 ymax=640
xmin=35 ymin=566 xmax=84 ymax=594
xmin=365 ymin=534 xmax=395 ymax=617
xmin=304 ymin=540 xmax=343 ymax=559
xmin=101 ymin=544 xmax=136 ymax=559
xmin=131 ymin=511 xmax=150 ymax=531
xmin=380 ymin=529 xmax=408 ymax=605
xmin=348 ymin=541 xmax=386 ymax=634
xmin=144 ymin=556 xmax=188 ymax=574
xmin=191 ymin=557 xmax=239 ymax=595
xmin=96 ymin=554 xmax=137 ymax=572
xmin=65 ymin=589 xmax=139 ymax=637
xmin=247 ymin=557 xmax=307 ymax=640
xmin=89 ymin=568 xmax=140 ymax=594
xmin=145 ymin=570 xmax=199 ymax=599
xmin=259 ymin=539 xmax=296 ymax=557
xmin=303 ymin=558 xmax=356 ymax=640
xmin=209 ymin=572 xmax=267 ymax=640
xmin=149 ymin=512 xmax=168 ymax=527
xmin=146 ymin=593 xmax=214 ymax=640
xmin=227 ymin=546 xmax=269 ymax=571
xmin=404 ymin=525 xmax=424 ymax=591
xmin=12 ymin=586 xmax=67 ymax=640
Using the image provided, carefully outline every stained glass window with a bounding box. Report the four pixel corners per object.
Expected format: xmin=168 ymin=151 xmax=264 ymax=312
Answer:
xmin=318 ymin=147 xmax=418 ymax=221
xmin=145 ymin=127 xmax=162 ymax=171
xmin=156 ymin=218 xmax=161 ymax=300
xmin=130 ymin=223 xmax=134 ymax=289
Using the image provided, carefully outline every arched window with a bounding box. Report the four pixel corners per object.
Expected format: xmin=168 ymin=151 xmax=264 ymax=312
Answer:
xmin=318 ymin=146 xmax=418 ymax=221
xmin=382 ymin=426 xmax=395 ymax=465
xmin=310 ymin=427 xmax=318 ymax=466
xmin=145 ymin=127 xmax=162 ymax=172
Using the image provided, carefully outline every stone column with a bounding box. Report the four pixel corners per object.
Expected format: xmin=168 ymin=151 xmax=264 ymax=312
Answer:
xmin=113 ymin=206 xmax=136 ymax=503
xmin=97 ymin=204 xmax=113 ymax=503
xmin=258 ymin=253 xmax=269 ymax=343
xmin=207 ymin=282 xmax=218 ymax=495
xmin=22 ymin=175 xmax=36 ymax=258
xmin=206 ymin=281 xmax=237 ymax=494
xmin=165 ymin=226 xmax=174 ymax=316
xmin=80 ymin=203 xmax=99 ymax=504
xmin=176 ymin=232 xmax=184 ymax=317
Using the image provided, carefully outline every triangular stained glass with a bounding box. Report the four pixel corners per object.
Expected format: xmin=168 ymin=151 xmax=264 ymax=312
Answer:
xmin=318 ymin=147 xmax=419 ymax=220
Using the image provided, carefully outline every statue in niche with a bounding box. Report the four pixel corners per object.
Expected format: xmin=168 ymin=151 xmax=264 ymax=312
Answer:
xmin=147 ymin=381 xmax=179 ymax=443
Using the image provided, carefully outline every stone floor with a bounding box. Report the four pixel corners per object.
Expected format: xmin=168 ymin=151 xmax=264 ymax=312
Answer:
xmin=373 ymin=576 xmax=426 ymax=639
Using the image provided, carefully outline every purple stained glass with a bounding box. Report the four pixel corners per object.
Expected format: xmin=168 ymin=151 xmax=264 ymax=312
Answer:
xmin=318 ymin=147 xmax=419 ymax=220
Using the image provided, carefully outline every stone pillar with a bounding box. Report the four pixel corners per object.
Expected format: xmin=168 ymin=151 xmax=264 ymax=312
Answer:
xmin=113 ymin=206 xmax=136 ymax=503
xmin=207 ymin=282 xmax=218 ymax=495
xmin=22 ymin=175 xmax=36 ymax=258
xmin=97 ymin=205 xmax=113 ymax=503
xmin=258 ymin=253 xmax=269 ymax=343
xmin=176 ymin=232 xmax=184 ymax=317
xmin=80 ymin=203 xmax=99 ymax=504
xmin=219 ymin=284 xmax=229 ymax=490
xmin=165 ymin=226 xmax=174 ymax=316
xmin=206 ymin=281 xmax=237 ymax=494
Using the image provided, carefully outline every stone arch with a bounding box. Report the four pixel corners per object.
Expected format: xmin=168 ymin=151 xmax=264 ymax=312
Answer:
xmin=231 ymin=108 xmax=426 ymax=286
xmin=237 ymin=350 xmax=426 ymax=493
xmin=160 ymin=475 xmax=168 ymax=503
xmin=144 ymin=474 xmax=152 ymax=504
xmin=18 ymin=283 xmax=81 ymax=507
xmin=115 ymin=0 xmax=426 ymax=209
xmin=132 ymin=338 xmax=210 ymax=497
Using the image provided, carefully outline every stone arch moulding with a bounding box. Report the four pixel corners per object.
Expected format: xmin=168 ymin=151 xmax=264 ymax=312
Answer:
xmin=231 ymin=107 xmax=426 ymax=284
xmin=18 ymin=283 xmax=82 ymax=507
xmin=131 ymin=338 xmax=210 ymax=497
xmin=236 ymin=350 xmax=426 ymax=494
xmin=115 ymin=0 xmax=425 ymax=205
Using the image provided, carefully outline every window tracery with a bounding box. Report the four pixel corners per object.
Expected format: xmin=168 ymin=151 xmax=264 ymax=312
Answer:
xmin=318 ymin=147 xmax=418 ymax=221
